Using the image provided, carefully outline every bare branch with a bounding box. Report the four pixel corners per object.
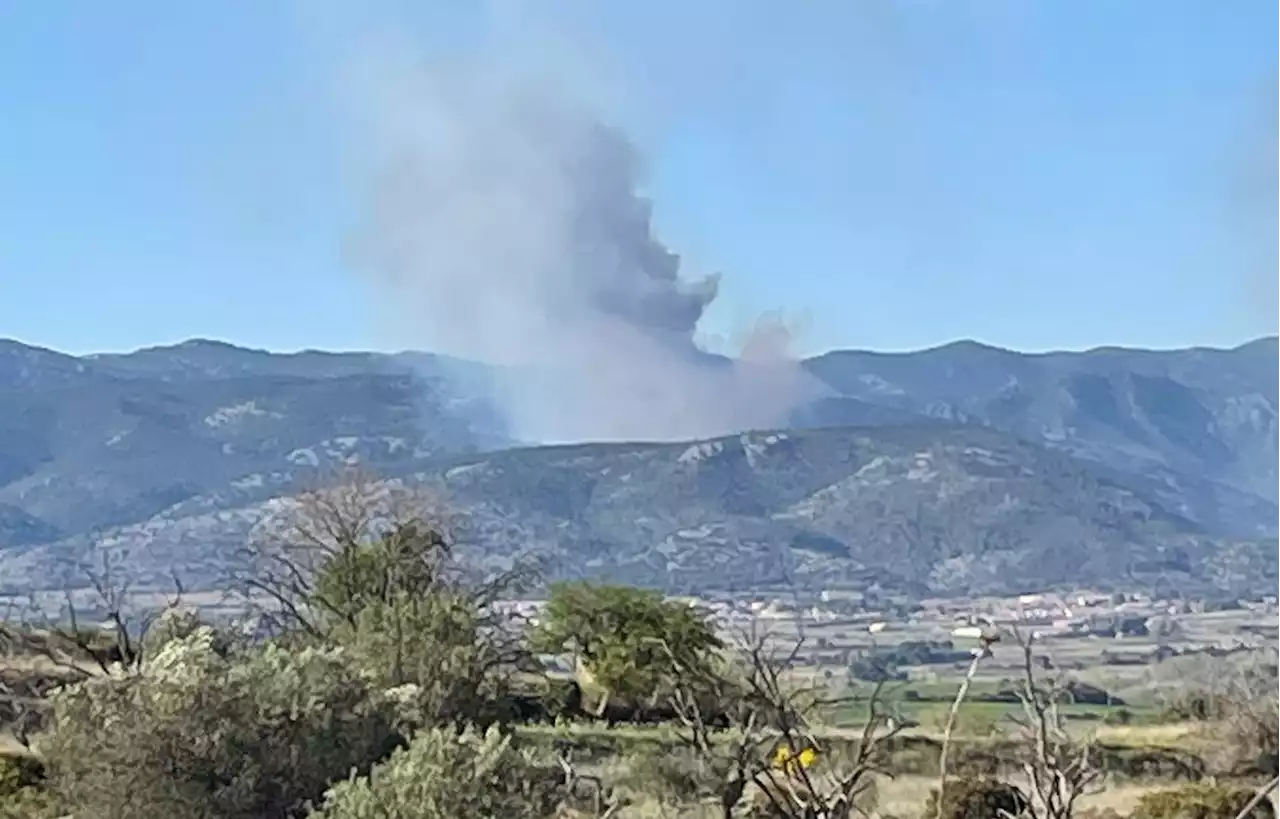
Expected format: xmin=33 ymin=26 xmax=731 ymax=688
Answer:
xmin=1007 ymin=626 xmax=1104 ymax=819
xmin=935 ymin=646 xmax=988 ymax=819
xmin=660 ymin=621 xmax=904 ymax=818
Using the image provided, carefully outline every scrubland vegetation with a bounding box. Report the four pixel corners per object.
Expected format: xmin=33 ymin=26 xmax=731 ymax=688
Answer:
xmin=1 ymin=476 xmax=1276 ymax=819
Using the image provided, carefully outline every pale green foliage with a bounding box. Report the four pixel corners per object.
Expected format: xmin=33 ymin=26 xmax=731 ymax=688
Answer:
xmin=308 ymin=725 xmax=570 ymax=819
xmin=0 ymin=753 xmax=57 ymax=819
xmin=335 ymin=589 xmax=521 ymax=727
xmin=138 ymin=606 xmax=219 ymax=661
xmin=0 ymin=787 xmax=60 ymax=819
xmin=40 ymin=629 xmax=402 ymax=819
xmin=286 ymin=515 xmax=528 ymax=728
xmin=312 ymin=522 xmax=450 ymax=632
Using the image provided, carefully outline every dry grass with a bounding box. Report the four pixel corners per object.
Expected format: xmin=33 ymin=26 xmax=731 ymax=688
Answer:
xmin=1093 ymin=722 xmax=1199 ymax=749
xmin=0 ymin=654 xmax=97 ymax=675
xmin=0 ymin=730 xmax=28 ymax=756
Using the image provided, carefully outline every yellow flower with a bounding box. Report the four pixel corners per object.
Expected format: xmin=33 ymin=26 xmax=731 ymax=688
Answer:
xmin=772 ymin=744 xmax=819 ymax=774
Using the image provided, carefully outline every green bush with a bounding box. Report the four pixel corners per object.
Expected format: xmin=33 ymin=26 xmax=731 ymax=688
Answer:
xmin=925 ymin=778 xmax=1029 ymax=819
xmin=308 ymin=725 xmax=573 ymax=819
xmin=0 ymin=754 xmax=43 ymax=796
xmin=40 ymin=628 xmax=403 ymax=819
xmin=1132 ymin=783 xmax=1276 ymax=819
xmin=0 ymin=788 xmax=60 ymax=819
xmin=0 ymin=755 xmax=56 ymax=819
xmin=336 ymin=590 xmax=521 ymax=728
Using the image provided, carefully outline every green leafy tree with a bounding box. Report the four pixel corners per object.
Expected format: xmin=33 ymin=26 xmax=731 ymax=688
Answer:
xmin=338 ymin=589 xmax=530 ymax=727
xmin=235 ymin=472 xmax=534 ymax=727
xmin=235 ymin=472 xmax=459 ymax=638
xmin=532 ymin=582 xmax=722 ymax=712
xmin=311 ymin=521 xmax=451 ymax=631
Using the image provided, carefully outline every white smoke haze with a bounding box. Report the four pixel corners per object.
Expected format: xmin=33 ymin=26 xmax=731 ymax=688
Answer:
xmin=1249 ymin=89 xmax=1280 ymax=319
xmin=1232 ymin=84 xmax=1278 ymax=333
xmin=341 ymin=26 xmax=826 ymax=444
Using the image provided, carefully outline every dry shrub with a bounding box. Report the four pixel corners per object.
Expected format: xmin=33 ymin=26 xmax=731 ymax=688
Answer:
xmin=1158 ymin=654 xmax=1278 ymax=777
xmin=924 ymin=777 xmax=1029 ymax=819
xmin=1173 ymin=678 xmax=1280 ymax=777
xmin=0 ymin=788 xmax=60 ymax=819
xmin=1131 ymin=782 xmax=1277 ymax=819
xmin=621 ymin=743 xmax=723 ymax=806
xmin=1200 ymin=693 xmax=1279 ymax=777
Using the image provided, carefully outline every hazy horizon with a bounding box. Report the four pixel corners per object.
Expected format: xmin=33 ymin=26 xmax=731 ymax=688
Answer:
xmin=8 ymin=331 xmax=1277 ymax=362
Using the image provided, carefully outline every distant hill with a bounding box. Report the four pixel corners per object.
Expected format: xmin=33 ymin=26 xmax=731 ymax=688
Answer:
xmin=0 ymin=339 xmax=509 ymax=548
xmin=800 ymin=337 xmax=1278 ymax=512
xmin=0 ymin=336 xmax=1275 ymax=596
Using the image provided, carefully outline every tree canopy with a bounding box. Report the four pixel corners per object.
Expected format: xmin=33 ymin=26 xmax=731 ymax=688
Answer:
xmin=532 ymin=581 xmax=723 ymax=707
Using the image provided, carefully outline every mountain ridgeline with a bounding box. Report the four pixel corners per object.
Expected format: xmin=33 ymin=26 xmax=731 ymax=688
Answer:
xmin=0 ymin=336 xmax=1275 ymax=596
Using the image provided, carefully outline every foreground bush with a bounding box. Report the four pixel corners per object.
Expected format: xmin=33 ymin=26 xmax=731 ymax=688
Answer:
xmin=1132 ymin=782 xmax=1277 ymax=819
xmin=0 ymin=753 xmax=57 ymax=819
xmin=0 ymin=754 xmax=43 ymax=796
xmin=308 ymin=725 xmax=573 ymax=819
xmin=337 ymin=590 xmax=521 ymax=727
xmin=40 ymin=628 xmax=402 ymax=819
xmin=0 ymin=789 xmax=60 ymax=819
xmin=925 ymin=778 xmax=1029 ymax=819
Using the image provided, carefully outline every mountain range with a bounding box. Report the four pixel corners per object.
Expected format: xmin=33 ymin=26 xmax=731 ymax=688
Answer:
xmin=0 ymin=335 xmax=1275 ymax=597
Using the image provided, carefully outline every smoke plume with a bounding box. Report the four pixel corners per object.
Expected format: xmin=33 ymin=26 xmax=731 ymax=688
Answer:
xmin=1231 ymin=84 xmax=1278 ymax=334
xmin=345 ymin=43 xmax=823 ymax=443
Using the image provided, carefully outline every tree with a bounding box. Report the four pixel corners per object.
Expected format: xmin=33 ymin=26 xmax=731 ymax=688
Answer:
xmin=0 ymin=549 xmax=195 ymax=751
xmin=0 ymin=549 xmax=187 ymax=679
xmin=232 ymin=469 xmax=460 ymax=637
xmin=532 ymin=582 xmax=722 ymax=715
xmin=232 ymin=469 xmax=535 ymax=728
xmin=1005 ymin=628 xmax=1104 ymax=819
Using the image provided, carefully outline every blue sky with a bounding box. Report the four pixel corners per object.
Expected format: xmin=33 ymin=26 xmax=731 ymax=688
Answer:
xmin=1 ymin=0 xmax=1275 ymax=358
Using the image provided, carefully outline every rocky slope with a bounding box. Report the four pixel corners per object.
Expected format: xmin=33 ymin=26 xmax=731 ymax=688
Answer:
xmin=0 ymin=336 xmax=1274 ymax=596
xmin=799 ymin=337 xmax=1278 ymax=517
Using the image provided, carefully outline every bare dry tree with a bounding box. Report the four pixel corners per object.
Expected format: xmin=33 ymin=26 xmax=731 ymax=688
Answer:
xmin=0 ymin=549 xmax=185 ymax=677
xmin=1172 ymin=649 xmax=1279 ymax=777
xmin=1233 ymin=774 xmax=1280 ymax=819
xmin=0 ymin=549 xmax=185 ymax=750
xmin=228 ymin=467 xmax=541 ymax=726
xmin=1005 ymin=627 xmax=1104 ymax=819
xmin=0 ymin=602 xmax=50 ymax=750
xmin=230 ymin=467 xmax=461 ymax=638
xmin=663 ymin=624 xmax=905 ymax=819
